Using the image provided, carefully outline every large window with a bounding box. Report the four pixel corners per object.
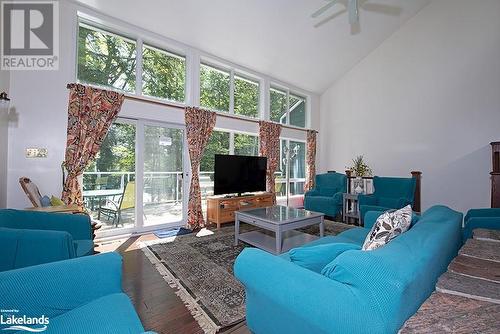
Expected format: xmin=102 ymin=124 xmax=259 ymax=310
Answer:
xmin=200 ymin=64 xmax=230 ymax=112
xmin=77 ymin=23 xmax=137 ymax=92
xmin=270 ymin=86 xmax=307 ymax=128
xmin=142 ymin=44 xmax=186 ymax=102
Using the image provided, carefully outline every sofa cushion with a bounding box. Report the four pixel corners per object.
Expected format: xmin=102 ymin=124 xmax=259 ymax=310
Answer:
xmin=362 ymin=205 xmax=412 ymax=251
xmin=74 ymin=240 xmax=94 ymax=257
xmin=337 ymin=227 xmax=370 ymax=244
xmin=45 ymin=293 xmax=144 ymax=334
xmin=290 ymin=243 xmax=361 ymax=273
xmin=377 ymin=197 xmax=404 ymax=209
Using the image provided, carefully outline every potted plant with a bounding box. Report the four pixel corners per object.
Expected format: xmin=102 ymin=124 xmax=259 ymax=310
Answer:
xmin=347 ymin=155 xmax=373 ymax=194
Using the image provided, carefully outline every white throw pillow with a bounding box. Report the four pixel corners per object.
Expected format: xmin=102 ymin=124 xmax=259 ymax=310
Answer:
xmin=362 ymin=205 xmax=412 ymax=251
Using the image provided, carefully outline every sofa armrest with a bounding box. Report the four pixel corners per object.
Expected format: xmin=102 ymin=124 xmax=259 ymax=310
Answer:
xmin=465 ymin=208 xmax=500 ymax=223
xmin=463 ymin=217 xmax=500 ymax=241
xmin=234 ymin=248 xmax=366 ymax=334
xmin=0 ymin=227 xmax=75 ymax=271
xmin=305 ymin=189 xmax=320 ymax=197
xmin=0 ymin=252 xmax=123 ymax=319
xmin=358 ymin=194 xmax=377 ymax=206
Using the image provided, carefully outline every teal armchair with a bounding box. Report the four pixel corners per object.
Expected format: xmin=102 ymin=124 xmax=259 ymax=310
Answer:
xmin=463 ymin=208 xmax=500 ymax=241
xmin=0 ymin=209 xmax=93 ymax=272
xmin=358 ymin=176 xmax=417 ymax=224
xmin=0 ymin=252 xmax=150 ymax=333
xmin=304 ymin=173 xmax=347 ymax=217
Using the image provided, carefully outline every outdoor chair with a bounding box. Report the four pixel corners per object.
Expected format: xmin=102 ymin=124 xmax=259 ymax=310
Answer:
xmin=98 ymin=181 xmax=135 ymax=227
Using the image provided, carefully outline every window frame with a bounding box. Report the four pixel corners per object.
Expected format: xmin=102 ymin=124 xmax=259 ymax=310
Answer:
xmin=269 ymin=83 xmax=308 ymax=128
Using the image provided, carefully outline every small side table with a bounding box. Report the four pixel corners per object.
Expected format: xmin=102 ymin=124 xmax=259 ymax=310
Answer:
xmin=342 ymin=193 xmax=361 ymax=226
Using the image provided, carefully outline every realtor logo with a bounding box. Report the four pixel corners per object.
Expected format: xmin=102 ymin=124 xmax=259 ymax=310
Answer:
xmin=1 ymin=1 xmax=59 ymax=70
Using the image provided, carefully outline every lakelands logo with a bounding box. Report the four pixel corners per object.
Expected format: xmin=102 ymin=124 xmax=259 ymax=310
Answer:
xmin=1 ymin=1 xmax=59 ymax=70
xmin=0 ymin=309 xmax=49 ymax=332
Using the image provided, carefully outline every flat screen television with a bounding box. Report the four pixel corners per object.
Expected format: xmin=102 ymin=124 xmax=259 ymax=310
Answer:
xmin=214 ymin=154 xmax=267 ymax=196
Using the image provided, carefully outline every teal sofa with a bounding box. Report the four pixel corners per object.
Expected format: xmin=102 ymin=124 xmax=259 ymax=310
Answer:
xmin=358 ymin=176 xmax=416 ymax=224
xmin=0 ymin=209 xmax=93 ymax=271
xmin=463 ymin=208 xmax=500 ymax=241
xmin=234 ymin=205 xmax=463 ymax=334
xmin=304 ymin=172 xmax=347 ymax=217
xmin=0 ymin=252 xmax=151 ymax=334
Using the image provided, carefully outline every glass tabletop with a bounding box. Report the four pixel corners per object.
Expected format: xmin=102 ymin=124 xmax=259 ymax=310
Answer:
xmin=237 ymin=205 xmax=322 ymax=223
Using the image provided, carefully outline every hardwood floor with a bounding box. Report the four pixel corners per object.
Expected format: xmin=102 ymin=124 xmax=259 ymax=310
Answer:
xmin=95 ymin=234 xmax=251 ymax=334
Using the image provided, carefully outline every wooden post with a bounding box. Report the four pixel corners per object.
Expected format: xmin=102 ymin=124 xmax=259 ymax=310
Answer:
xmin=411 ymin=171 xmax=422 ymax=213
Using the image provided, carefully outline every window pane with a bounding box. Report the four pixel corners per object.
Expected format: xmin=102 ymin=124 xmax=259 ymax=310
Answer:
xmin=234 ymin=133 xmax=259 ymax=156
xmin=200 ymin=64 xmax=230 ymax=112
xmin=142 ymin=45 xmax=185 ymax=102
xmin=83 ymin=122 xmax=136 ymax=231
xmin=270 ymin=87 xmax=287 ymax=124
xmin=289 ymin=94 xmax=306 ymax=128
xmin=77 ymin=24 xmax=136 ymax=92
xmin=234 ymin=75 xmax=259 ymax=118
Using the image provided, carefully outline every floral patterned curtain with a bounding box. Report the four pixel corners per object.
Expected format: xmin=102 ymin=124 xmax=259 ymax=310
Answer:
xmin=304 ymin=130 xmax=317 ymax=192
xmin=185 ymin=107 xmax=217 ymax=230
xmin=62 ymin=83 xmax=124 ymax=207
xmin=259 ymin=121 xmax=282 ymax=201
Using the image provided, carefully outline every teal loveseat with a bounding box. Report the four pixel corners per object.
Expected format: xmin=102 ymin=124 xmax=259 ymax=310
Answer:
xmin=358 ymin=176 xmax=417 ymax=224
xmin=304 ymin=172 xmax=347 ymax=217
xmin=463 ymin=208 xmax=500 ymax=241
xmin=0 ymin=252 xmax=152 ymax=334
xmin=234 ymin=205 xmax=463 ymax=334
xmin=0 ymin=209 xmax=93 ymax=271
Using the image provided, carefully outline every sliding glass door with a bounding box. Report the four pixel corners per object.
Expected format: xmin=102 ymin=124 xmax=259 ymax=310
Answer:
xmin=276 ymin=139 xmax=306 ymax=207
xmin=83 ymin=119 xmax=187 ymax=238
xmin=143 ymin=124 xmax=185 ymax=227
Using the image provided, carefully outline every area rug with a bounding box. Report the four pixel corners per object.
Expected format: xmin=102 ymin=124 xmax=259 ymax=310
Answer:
xmin=140 ymin=220 xmax=354 ymax=333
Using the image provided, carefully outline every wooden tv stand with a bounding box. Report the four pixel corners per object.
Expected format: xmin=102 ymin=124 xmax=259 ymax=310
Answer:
xmin=207 ymin=192 xmax=274 ymax=229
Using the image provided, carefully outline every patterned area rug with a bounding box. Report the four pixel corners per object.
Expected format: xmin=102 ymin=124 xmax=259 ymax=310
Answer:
xmin=141 ymin=220 xmax=354 ymax=333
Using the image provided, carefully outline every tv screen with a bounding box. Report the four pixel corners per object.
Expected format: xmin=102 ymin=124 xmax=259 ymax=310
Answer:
xmin=214 ymin=154 xmax=267 ymax=195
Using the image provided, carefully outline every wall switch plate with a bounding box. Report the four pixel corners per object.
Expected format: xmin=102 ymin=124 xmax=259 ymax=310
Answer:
xmin=26 ymin=148 xmax=48 ymax=158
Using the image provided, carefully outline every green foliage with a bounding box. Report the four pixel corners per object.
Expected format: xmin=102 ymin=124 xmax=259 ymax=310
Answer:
xmin=348 ymin=155 xmax=373 ymax=177
xmin=270 ymin=87 xmax=287 ymax=123
xmin=142 ymin=45 xmax=185 ymax=102
xmin=201 ymin=131 xmax=230 ymax=175
xmin=200 ymin=64 xmax=230 ymax=112
xmin=234 ymin=76 xmax=259 ymax=118
xmin=234 ymin=133 xmax=258 ymax=156
xmin=77 ymin=25 xmax=136 ymax=92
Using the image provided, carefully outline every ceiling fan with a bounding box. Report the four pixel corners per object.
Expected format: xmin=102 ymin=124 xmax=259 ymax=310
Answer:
xmin=311 ymin=0 xmax=402 ymax=27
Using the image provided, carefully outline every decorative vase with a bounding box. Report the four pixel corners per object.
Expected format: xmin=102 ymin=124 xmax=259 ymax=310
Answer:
xmin=354 ymin=177 xmax=364 ymax=194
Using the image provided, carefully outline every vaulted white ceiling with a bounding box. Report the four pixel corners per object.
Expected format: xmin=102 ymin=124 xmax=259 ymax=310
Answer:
xmin=75 ymin=0 xmax=431 ymax=93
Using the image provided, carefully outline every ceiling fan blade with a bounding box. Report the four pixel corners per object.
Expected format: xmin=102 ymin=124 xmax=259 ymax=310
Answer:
xmin=361 ymin=3 xmax=402 ymax=16
xmin=348 ymin=0 xmax=359 ymax=25
xmin=311 ymin=0 xmax=340 ymax=18
xmin=313 ymin=8 xmax=348 ymax=28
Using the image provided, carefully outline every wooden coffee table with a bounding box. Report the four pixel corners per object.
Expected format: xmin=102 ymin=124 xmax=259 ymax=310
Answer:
xmin=234 ymin=205 xmax=324 ymax=255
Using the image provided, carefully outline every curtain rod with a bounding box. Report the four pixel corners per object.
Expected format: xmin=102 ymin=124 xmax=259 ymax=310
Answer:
xmin=66 ymin=84 xmax=318 ymax=133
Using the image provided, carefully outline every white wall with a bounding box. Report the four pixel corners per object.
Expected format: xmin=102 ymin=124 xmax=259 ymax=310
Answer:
xmin=5 ymin=1 xmax=319 ymax=209
xmin=319 ymin=0 xmax=500 ymax=213
xmin=0 ymin=68 xmax=10 ymax=208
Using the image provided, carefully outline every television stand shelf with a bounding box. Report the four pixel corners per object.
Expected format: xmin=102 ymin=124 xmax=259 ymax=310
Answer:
xmin=207 ymin=192 xmax=274 ymax=229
